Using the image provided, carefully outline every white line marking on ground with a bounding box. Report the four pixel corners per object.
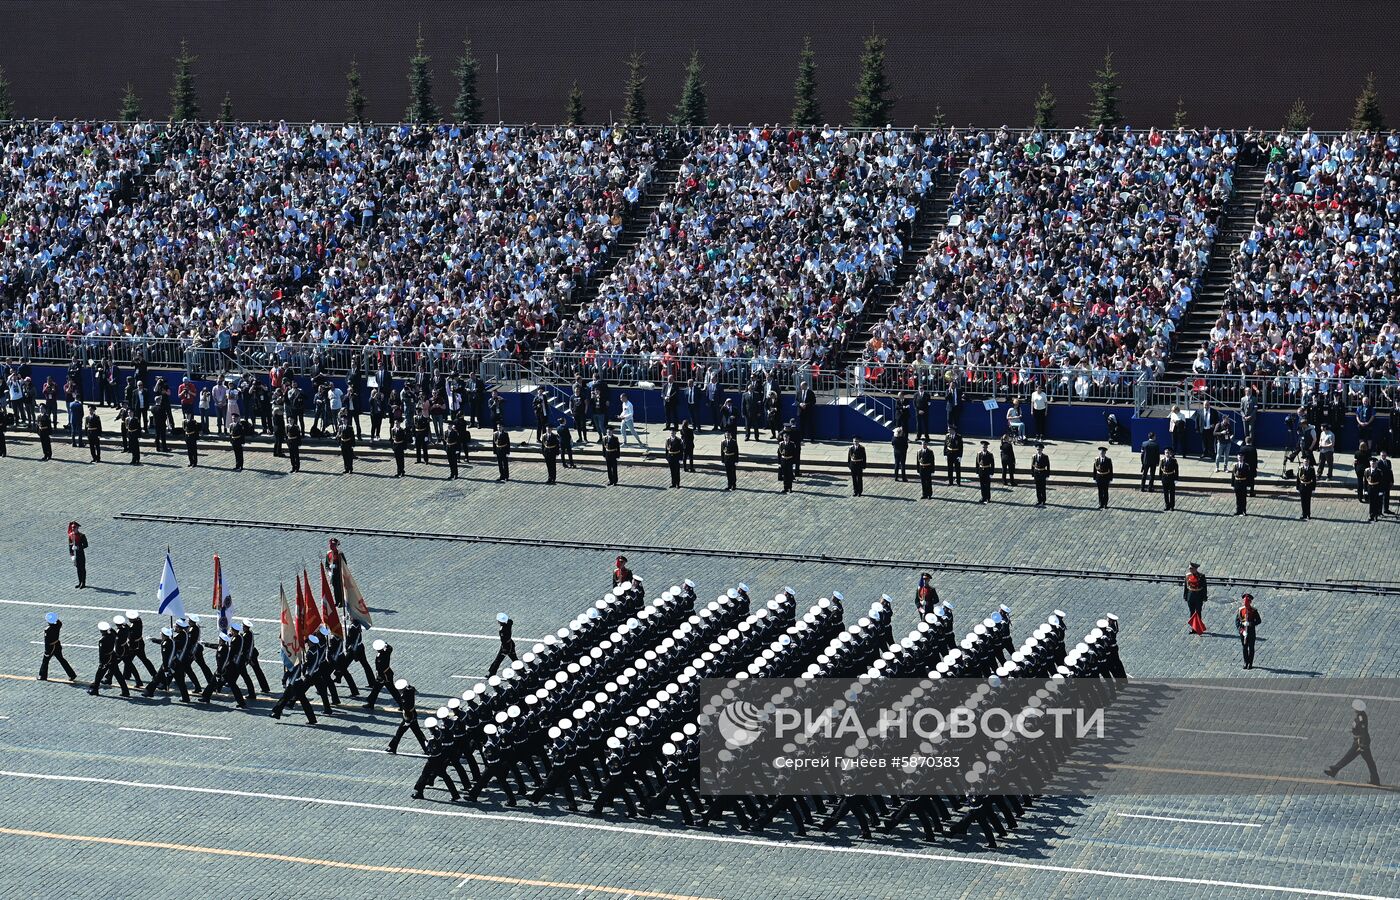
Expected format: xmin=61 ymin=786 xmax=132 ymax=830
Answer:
xmin=347 ymin=748 xmax=427 ymax=759
xmin=28 ymin=640 xmax=99 ymax=650
xmin=1174 ymin=728 xmax=1306 ymax=741
xmin=1118 ymin=813 xmax=1264 ymax=828
xmin=118 ymin=727 xmax=230 ymax=741
xmin=0 ymin=768 xmax=1390 ymax=900
xmin=0 ymin=599 xmax=544 ymax=642
xmin=1156 ymin=682 xmax=1400 ymax=704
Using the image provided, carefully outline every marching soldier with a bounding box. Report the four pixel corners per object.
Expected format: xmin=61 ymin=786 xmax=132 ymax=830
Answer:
xmin=67 ymin=521 xmax=88 ymax=589
xmin=84 ymin=405 xmax=102 ymax=462
xmin=1092 ymin=446 xmax=1114 ymax=509
xmin=1030 ymin=442 xmax=1050 ymax=507
xmin=122 ymin=610 xmax=157 ymax=683
xmin=284 ymin=417 xmax=303 ymax=473
xmin=444 ymin=418 xmax=463 ymax=479
xmin=1160 ymin=447 xmax=1179 ymax=510
xmin=363 ymin=640 xmax=401 ymax=708
xmin=183 ymin=415 xmax=200 ymax=467
xmin=337 ymin=420 xmax=356 ymax=473
xmin=125 ymin=411 xmax=142 ymax=464
xmin=665 ymin=428 xmax=684 ymax=488
xmin=413 ymin=411 xmax=431 ymax=464
xmin=1230 ymin=454 xmax=1251 ymax=516
xmin=89 ymin=621 xmax=129 ymax=697
xmin=943 ymin=428 xmax=964 ymax=486
xmin=229 ymin=414 xmax=249 ymax=471
xmin=847 ymin=437 xmax=867 ymax=497
xmin=36 ymin=412 xmax=53 ymax=460
xmin=777 ymin=432 xmax=798 ymax=493
xmin=237 ymin=619 xmax=272 ymax=695
xmin=974 ymin=441 xmax=995 ymax=503
xmin=542 ymin=426 xmax=561 ymax=484
xmin=492 ymin=425 xmax=511 ymax=481
xmin=200 ymin=632 xmax=246 ymax=706
xmin=891 ymin=425 xmax=909 ymax=482
xmin=38 ymin=612 xmax=77 ymax=681
xmin=270 ymin=641 xmax=318 ymax=725
xmin=1296 ymin=456 xmax=1317 ymax=520
xmin=186 ymin=616 xmax=216 ymax=685
xmin=412 ymin=717 xmax=462 ymax=800
xmin=916 ymin=439 xmax=936 ymax=499
xmin=387 ymin=679 xmax=426 ymax=752
xmin=390 ymin=420 xmax=408 ymax=476
xmin=488 ymin=612 xmax=518 ymax=676
xmin=1324 ymin=700 xmax=1381 ymax=785
xmin=602 ymin=427 xmax=621 ymax=485
xmin=720 ymin=430 xmax=739 ymax=490
xmin=143 ymin=626 xmax=192 ymax=702
xmin=1234 ymin=594 xmax=1261 ymax=670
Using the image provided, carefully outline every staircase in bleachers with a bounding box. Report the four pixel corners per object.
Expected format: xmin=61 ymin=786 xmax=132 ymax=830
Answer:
xmin=1162 ymin=161 xmax=1268 ymax=382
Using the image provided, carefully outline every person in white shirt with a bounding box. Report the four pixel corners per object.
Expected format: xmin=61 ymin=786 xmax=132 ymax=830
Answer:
xmin=619 ymin=394 xmax=645 ymax=447
xmin=1318 ymin=425 xmax=1336 ymax=478
xmin=1030 ymin=388 xmax=1048 ymax=440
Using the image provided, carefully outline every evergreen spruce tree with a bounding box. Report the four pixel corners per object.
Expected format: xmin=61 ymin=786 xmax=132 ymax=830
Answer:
xmin=1172 ymin=96 xmax=1188 ymax=129
xmin=1350 ymin=73 xmax=1384 ymax=132
xmin=622 ymin=51 xmax=648 ymax=125
xmin=405 ymin=32 xmax=439 ymax=124
xmin=452 ymin=37 xmax=483 ymax=123
xmin=169 ymin=40 xmax=200 ymax=121
xmin=849 ymin=34 xmax=893 ymax=128
xmin=566 ymin=81 xmax=585 ymax=126
xmin=118 ymin=83 xmax=142 ymax=121
xmin=1033 ymin=83 xmax=1057 ymax=130
xmin=345 ymin=61 xmax=367 ymax=123
xmin=791 ymin=37 xmax=821 ymax=127
xmin=1283 ymin=97 xmax=1311 ymax=133
xmin=1085 ymin=48 xmax=1122 ymax=128
xmin=0 ymin=68 xmax=16 ymax=121
xmin=220 ymin=92 xmax=234 ymax=122
xmin=671 ymin=51 xmax=707 ymax=126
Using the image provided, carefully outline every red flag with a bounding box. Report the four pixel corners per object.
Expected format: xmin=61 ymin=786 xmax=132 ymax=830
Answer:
xmin=295 ymin=568 xmax=322 ymax=646
xmin=320 ymin=563 xmax=344 ymax=638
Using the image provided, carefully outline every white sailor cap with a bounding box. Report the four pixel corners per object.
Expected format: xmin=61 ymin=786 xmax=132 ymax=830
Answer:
xmin=558 ymin=717 xmax=573 ymax=730
xmin=229 ymin=620 xmax=243 ymax=632
xmin=625 ymin=715 xmax=640 ymax=728
xmin=494 ymin=711 xmax=508 ymax=724
xmin=1354 ymin=700 xmax=1367 ymax=712
xmin=992 ymin=612 xmax=1004 ymax=624
xmin=738 ymin=583 xmax=749 ymax=593
xmin=1097 ymin=618 xmax=1111 ymax=630
xmin=436 ymin=706 xmax=451 ymax=718
xmin=618 ymin=581 xmax=633 ymax=592
xmin=307 ymin=634 xmax=321 ymax=645
xmin=240 ymin=618 xmax=252 ymax=628
xmin=669 ymin=585 xmax=681 ymax=596
xmin=682 ymin=723 xmax=698 ymax=736
xmin=548 ymin=727 xmax=562 ymax=740
xmin=1088 ymin=629 xmax=1104 ymax=643
xmin=1048 ymin=614 xmax=1061 ymax=627
xmin=727 ymin=588 xmax=739 ymax=600
xmin=1053 ymin=609 xmax=1066 ymax=620
xmin=684 ymin=579 xmax=696 ymax=590
xmin=318 ymin=624 xmax=330 ymax=636
xmin=999 ymin=604 xmax=1011 ymax=615
xmin=973 ymin=624 xmax=987 ymax=636
xmin=188 ymin=615 xmax=201 ymax=625
xmin=219 ymin=632 xmax=232 ymax=643
xmin=662 ymin=742 xmax=678 ymax=756
xmin=447 ymin=698 xmax=462 ymax=710
xmin=773 ymin=593 xmax=787 ymax=603
xmin=987 ymin=674 xmax=1002 ymax=688
xmin=126 ymin=610 xmax=140 ymax=620
xmin=424 ymin=717 xmax=439 ymax=729
xmin=372 ymin=639 xmax=386 ymax=651
xmin=113 ymin=615 xmax=127 ymax=626
xmin=176 ymin=617 xmax=189 ymax=627
xmin=831 ymin=591 xmax=844 ymax=602
xmin=556 ymin=628 xmax=571 ymax=639
xmin=160 ymin=627 xmax=173 ymax=637
xmin=497 ymin=613 xmax=510 ymax=624
xmin=98 ymin=621 xmax=111 ymax=632
xmin=607 ymin=736 xmax=623 ymax=750
xmin=483 ymin=723 xmax=497 ymax=735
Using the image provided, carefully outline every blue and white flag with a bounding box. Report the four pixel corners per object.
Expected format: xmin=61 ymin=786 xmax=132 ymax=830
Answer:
xmin=157 ymin=552 xmax=186 ymax=620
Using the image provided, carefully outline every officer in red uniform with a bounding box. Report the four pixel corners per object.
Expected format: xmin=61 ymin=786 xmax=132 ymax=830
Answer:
xmin=1184 ymin=563 xmax=1207 ymax=635
xmin=612 ymin=555 xmax=633 ymax=587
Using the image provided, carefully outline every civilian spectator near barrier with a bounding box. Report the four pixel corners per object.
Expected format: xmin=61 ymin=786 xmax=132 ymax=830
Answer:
xmin=864 ymin=126 xmax=1239 ymax=393
xmin=1206 ymin=130 xmax=1400 ymax=391
xmin=557 ymin=126 xmax=953 ymax=372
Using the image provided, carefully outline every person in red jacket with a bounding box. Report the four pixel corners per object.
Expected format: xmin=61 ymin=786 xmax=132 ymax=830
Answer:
xmin=1184 ymin=563 xmax=1207 ymax=635
xmin=612 ymin=555 xmax=633 ymax=587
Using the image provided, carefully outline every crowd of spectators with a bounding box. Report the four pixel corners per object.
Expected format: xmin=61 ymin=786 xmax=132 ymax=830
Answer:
xmin=1199 ymin=130 xmax=1399 ymax=387
xmin=553 ymin=126 xmax=955 ymax=372
xmin=2 ymin=122 xmax=666 ymax=359
xmin=864 ymin=126 xmax=1239 ymax=383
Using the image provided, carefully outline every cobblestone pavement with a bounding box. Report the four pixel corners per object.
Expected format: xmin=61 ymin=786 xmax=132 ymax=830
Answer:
xmin=0 ymin=448 xmax=1396 ymax=899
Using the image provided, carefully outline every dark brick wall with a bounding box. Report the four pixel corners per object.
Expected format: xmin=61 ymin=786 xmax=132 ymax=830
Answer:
xmin=1 ymin=0 xmax=1396 ymax=128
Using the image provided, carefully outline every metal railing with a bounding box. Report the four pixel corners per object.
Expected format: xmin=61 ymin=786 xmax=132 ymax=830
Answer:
xmin=522 ymin=350 xmax=838 ymax=394
xmin=1137 ymin=372 xmax=1399 ymax=413
xmin=849 ymin=362 xmax=1143 ymax=406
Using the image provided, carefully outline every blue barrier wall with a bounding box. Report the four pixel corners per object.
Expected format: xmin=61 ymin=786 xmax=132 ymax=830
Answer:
xmin=11 ymin=361 xmax=1394 ymax=454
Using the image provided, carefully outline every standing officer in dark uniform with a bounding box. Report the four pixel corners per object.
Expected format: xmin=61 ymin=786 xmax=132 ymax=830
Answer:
xmin=84 ymin=405 xmax=102 ymax=462
xmin=916 ymin=439 xmax=936 ymax=499
xmin=777 ymin=432 xmax=797 ymax=493
xmin=680 ymin=419 xmax=696 ymax=473
xmin=943 ymin=428 xmax=963 ymax=486
xmin=1230 ymin=454 xmax=1251 ymax=516
xmin=1030 ymin=443 xmax=1050 ymax=507
xmin=152 ymin=392 xmax=170 ymax=453
xmin=1296 ymin=456 xmax=1317 ymax=520
xmin=999 ymin=432 xmax=1016 ymax=485
xmin=847 ymin=438 xmax=867 ymax=497
xmin=1241 ymin=439 xmax=1259 ymax=497
xmin=720 ymin=430 xmax=739 ymax=490
xmin=444 ymin=418 xmax=463 ymax=479
xmin=532 ymin=390 xmax=550 ymax=442
xmin=37 ymin=411 xmax=53 ymax=460
xmin=1093 ymin=447 xmax=1114 ymax=509
xmin=1324 ymin=700 xmax=1381 ymax=785
xmin=183 ymin=415 xmax=200 ymax=467
xmin=89 ymin=622 xmax=129 ymax=696
xmin=125 ymin=411 xmax=141 ymax=464
xmin=0 ymin=406 xmax=7 ymax=457
xmin=68 ymin=522 xmax=88 ymax=588
xmin=665 ymin=428 xmax=684 ymax=488
xmin=286 ymin=417 xmax=303 ymax=473
xmin=413 ymin=412 xmax=431 ymax=465
xmin=1160 ymin=448 xmax=1180 ymax=510
xmin=975 ymin=441 xmax=995 ymax=503
xmin=542 ymin=426 xmax=561 ymax=484
xmin=1140 ymin=432 xmax=1161 ymax=492
xmin=891 ymin=425 xmax=909 ymax=482
xmin=390 ymin=420 xmax=408 ymax=476
xmin=558 ymin=418 xmax=574 ymax=468
xmin=387 ymin=680 xmax=426 ymax=752
xmin=915 ymin=386 xmax=932 ymax=440
xmin=603 ymin=427 xmax=621 ymax=485
xmin=492 ymin=425 xmax=511 ymax=481
xmin=1377 ymin=450 xmax=1393 ymax=515
xmin=1365 ymin=461 xmax=1385 ymax=523
xmin=1234 ymin=594 xmax=1261 ymax=670
xmin=663 ymin=377 xmax=679 ymax=430
xmin=338 ymin=420 xmax=356 ymax=474
xmin=488 ymin=612 xmax=517 ymax=676
xmin=39 ymin=612 xmax=77 ymax=681
xmin=229 ymin=414 xmax=248 ymax=471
